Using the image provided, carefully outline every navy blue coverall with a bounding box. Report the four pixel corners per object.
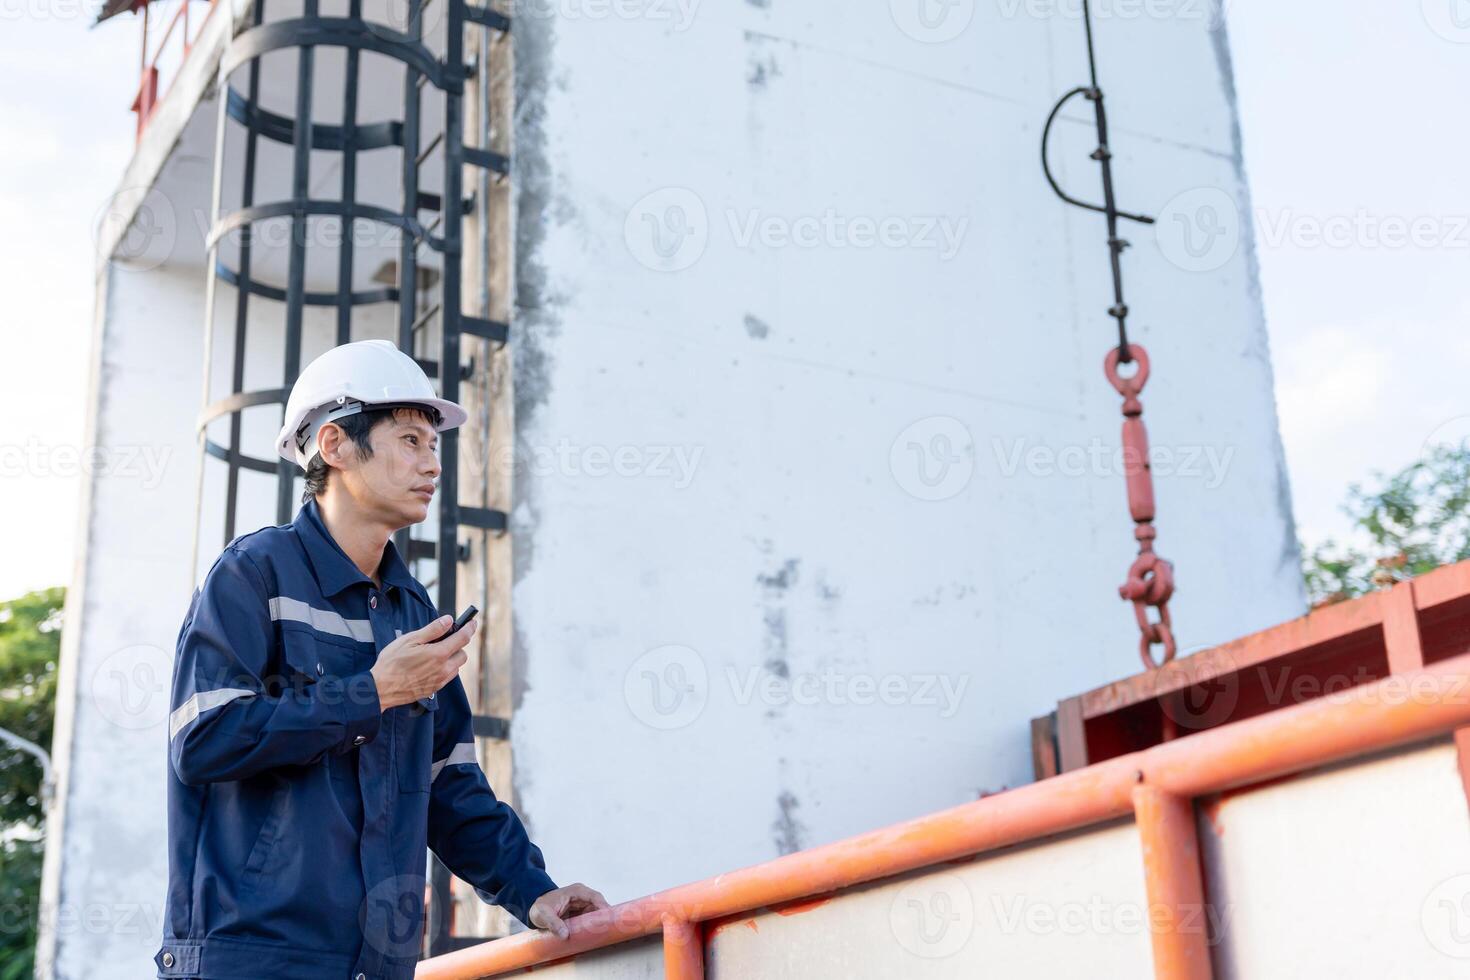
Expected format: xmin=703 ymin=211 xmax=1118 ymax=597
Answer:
xmin=155 ymin=498 xmax=557 ymax=980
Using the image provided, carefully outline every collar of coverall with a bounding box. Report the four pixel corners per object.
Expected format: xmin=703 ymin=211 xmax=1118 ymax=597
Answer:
xmin=294 ymin=496 xmax=423 ymax=599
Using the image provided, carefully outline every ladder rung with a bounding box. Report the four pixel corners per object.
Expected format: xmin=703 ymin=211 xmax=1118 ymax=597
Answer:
xmin=464 ymin=4 xmax=511 ymax=32
xmin=461 ymin=316 xmax=508 ymax=345
xmin=462 ymin=145 xmax=509 ymax=176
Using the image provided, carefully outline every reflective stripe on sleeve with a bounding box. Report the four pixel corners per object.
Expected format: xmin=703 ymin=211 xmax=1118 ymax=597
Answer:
xmin=430 ymin=742 xmax=479 ymax=783
xmin=169 ymin=687 xmax=257 ymax=740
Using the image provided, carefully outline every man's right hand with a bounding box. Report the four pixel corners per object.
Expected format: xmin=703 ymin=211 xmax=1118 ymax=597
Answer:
xmin=369 ymin=614 xmax=478 ymax=711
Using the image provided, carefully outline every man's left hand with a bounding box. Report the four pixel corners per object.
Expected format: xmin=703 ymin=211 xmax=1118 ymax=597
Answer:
xmin=529 ymin=883 xmax=611 ymax=940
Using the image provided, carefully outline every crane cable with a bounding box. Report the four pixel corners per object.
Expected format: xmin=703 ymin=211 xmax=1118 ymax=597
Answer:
xmin=1040 ymin=0 xmax=1178 ymax=674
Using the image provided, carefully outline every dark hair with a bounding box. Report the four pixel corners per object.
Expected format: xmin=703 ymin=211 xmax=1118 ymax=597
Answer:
xmin=301 ymin=404 xmax=441 ymax=502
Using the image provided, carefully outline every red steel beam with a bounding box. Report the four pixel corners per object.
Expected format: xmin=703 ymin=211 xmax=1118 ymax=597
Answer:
xmin=417 ymin=652 xmax=1470 ymax=980
xmin=1133 ymin=786 xmax=1211 ymax=980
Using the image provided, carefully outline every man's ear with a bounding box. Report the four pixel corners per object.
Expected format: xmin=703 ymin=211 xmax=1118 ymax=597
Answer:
xmin=317 ymin=422 xmax=348 ymax=469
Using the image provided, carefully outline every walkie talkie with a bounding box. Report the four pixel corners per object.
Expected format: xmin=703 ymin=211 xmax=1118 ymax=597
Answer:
xmin=445 ymin=604 xmax=479 ymax=637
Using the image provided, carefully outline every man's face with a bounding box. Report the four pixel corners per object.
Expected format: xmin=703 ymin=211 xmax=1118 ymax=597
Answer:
xmin=335 ymin=411 xmax=441 ymax=528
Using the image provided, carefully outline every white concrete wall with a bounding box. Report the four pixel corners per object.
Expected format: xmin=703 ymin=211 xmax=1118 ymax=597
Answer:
xmin=507 ymin=1 xmax=1302 ymax=905
xmin=38 ymin=259 xmax=210 ymax=979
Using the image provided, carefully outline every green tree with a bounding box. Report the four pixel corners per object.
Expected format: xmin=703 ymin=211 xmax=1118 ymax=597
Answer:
xmin=0 ymin=587 xmax=63 ymax=980
xmin=1304 ymin=443 xmax=1470 ymax=606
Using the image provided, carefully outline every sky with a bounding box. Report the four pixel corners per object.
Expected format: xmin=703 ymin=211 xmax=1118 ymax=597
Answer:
xmin=0 ymin=1 xmax=1466 ymax=599
xmin=0 ymin=4 xmax=139 ymax=600
xmin=1226 ymin=1 xmax=1470 ymax=558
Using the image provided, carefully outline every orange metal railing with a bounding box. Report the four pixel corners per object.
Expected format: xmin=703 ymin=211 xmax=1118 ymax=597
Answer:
xmin=131 ymin=0 xmax=221 ymax=141
xmin=417 ymin=650 xmax=1470 ymax=980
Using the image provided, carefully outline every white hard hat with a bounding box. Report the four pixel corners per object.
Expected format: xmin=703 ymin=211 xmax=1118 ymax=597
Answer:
xmin=275 ymin=339 xmax=467 ymax=470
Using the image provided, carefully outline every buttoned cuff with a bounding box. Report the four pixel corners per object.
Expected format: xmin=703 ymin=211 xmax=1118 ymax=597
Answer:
xmin=504 ymin=868 xmax=560 ymax=927
xmin=339 ymin=669 xmax=383 ymax=748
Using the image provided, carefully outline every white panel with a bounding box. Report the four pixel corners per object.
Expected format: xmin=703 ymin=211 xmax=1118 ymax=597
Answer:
xmin=1202 ymin=738 xmax=1470 ymax=979
xmin=504 ymin=936 xmax=663 ymax=980
xmin=707 ymin=821 xmax=1152 ymax=978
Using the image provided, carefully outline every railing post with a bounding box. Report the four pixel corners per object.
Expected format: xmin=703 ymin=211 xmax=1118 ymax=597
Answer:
xmin=662 ymin=918 xmax=703 ymax=980
xmin=1133 ymin=784 xmax=1212 ymax=980
xmin=131 ymin=67 xmax=160 ymax=141
xmin=1382 ymin=580 xmax=1424 ymax=674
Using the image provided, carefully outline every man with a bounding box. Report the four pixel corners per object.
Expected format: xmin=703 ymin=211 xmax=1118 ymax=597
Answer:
xmin=155 ymin=340 xmax=606 ymax=980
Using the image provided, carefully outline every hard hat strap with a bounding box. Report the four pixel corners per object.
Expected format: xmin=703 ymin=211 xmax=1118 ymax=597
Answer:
xmin=294 ymin=398 xmax=445 ymax=455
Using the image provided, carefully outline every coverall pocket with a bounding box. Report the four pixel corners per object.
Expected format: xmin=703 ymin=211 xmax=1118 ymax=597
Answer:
xmin=278 ymin=625 xmax=361 ymax=691
xmin=396 ymin=700 xmax=438 ymax=794
xmin=240 ymin=778 xmax=289 ymax=889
